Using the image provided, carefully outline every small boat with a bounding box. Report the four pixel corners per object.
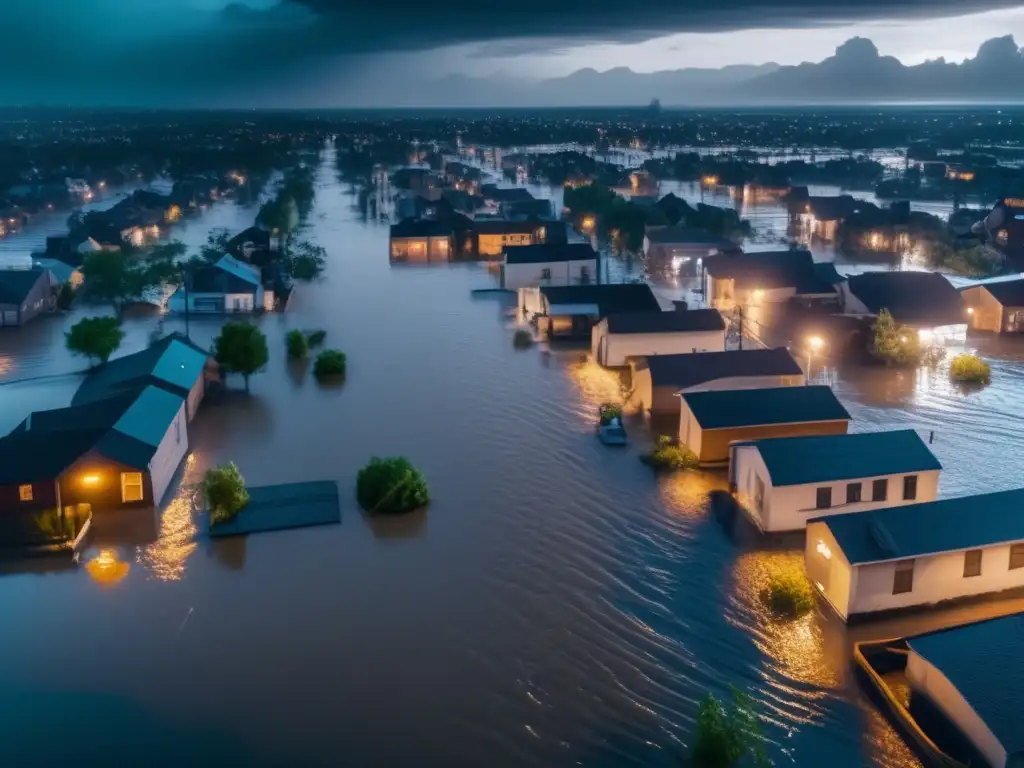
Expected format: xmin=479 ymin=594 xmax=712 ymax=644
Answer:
xmin=597 ymin=405 xmax=628 ymax=446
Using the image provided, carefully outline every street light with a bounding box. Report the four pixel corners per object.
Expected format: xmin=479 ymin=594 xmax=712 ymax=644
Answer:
xmin=807 ymin=336 xmax=824 ymax=384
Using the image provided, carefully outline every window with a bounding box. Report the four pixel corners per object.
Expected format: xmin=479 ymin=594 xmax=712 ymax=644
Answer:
xmin=903 ymin=475 xmax=918 ymax=500
xmin=1010 ymin=544 xmax=1024 ymax=570
xmin=893 ymin=560 xmax=915 ymax=595
xmin=540 ymin=268 xmax=552 ymax=280
xmin=846 ymin=482 xmax=862 ymax=504
xmin=963 ymin=549 xmax=983 ymax=578
xmin=872 ymin=478 xmax=888 ymax=502
xmin=815 ymin=487 xmax=832 ymax=509
xmin=121 ymin=472 xmax=144 ymax=503
xmin=18 ymin=484 xmax=32 ymax=502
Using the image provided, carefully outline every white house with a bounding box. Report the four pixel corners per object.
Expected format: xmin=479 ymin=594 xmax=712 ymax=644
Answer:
xmin=703 ymin=250 xmax=841 ymax=311
xmin=905 ymin=615 xmax=1024 ymax=768
xmin=502 ymin=243 xmax=597 ymax=291
xmin=730 ymin=429 xmax=941 ymax=533
xmin=806 ymin=487 xmax=1024 ymax=622
xmin=167 ymin=254 xmax=273 ymax=314
xmin=520 ymin=284 xmax=662 ymax=338
xmin=629 ymin=347 xmax=805 ymax=415
xmin=591 ymin=309 xmax=726 ymax=367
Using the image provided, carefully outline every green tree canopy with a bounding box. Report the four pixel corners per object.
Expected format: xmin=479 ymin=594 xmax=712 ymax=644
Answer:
xmin=81 ymin=245 xmax=184 ymax=315
xmin=203 ymin=463 xmax=250 ymax=526
xmin=284 ymin=240 xmax=327 ymax=281
xmin=868 ymin=309 xmax=924 ymax=367
xmin=213 ymin=321 xmax=269 ymax=392
xmin=65 ymin=316 xmax=124 ymax=366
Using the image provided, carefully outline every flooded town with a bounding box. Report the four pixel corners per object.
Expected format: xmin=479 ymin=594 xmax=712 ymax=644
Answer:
xmin=1 ymin=105 xmax=1024 ymax=768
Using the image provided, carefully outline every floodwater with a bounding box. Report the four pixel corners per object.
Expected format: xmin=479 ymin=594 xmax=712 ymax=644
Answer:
xmin=0 ymin=145 xmax=1021 ymax=767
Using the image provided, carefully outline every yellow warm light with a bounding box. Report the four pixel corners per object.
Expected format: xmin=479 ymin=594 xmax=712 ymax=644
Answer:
xmin=918 ymin=328 xmax=934 ymax=342
xmin=967 ymin=307 xmax=975 ymax=315
xmin=808 ymin=336 xmax=824 ymax=351
xmin=86 ymin=548 xmax=130 ymax=587
xmin=581 ymin=215 xmax=596 ymax=231
xmin=81 ymin=474 xmax=100 ymax=486
xmin=702 ymin=175 xmax=719 ymax=186
xmin=751 ymin=289 xmax=764 ymax=299
xmin=816 ymin=540 xmax=832 ymax=560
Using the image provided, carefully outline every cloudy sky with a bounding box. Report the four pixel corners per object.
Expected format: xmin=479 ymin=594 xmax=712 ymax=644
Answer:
xmin=2 ymin=0 xmax=1023 ymax=105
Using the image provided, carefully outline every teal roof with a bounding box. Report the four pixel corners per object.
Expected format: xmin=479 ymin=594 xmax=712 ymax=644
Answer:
xmin=681 ymin=385 xmax=850 ymax=430
xmin=907 ymin=615 xmax=1024 ymax=758
xmin=215 ymin=254 xmax=260 ymax=286
xmin=747 ymin=429 xmax=940 ymax=486
xmin=152 ymin=340 xmax=208 ymax=393
xmin=814 ymin=488 xmax=1024 ymax=565
xmin=113 ymin=386 xmax=183 ymax=447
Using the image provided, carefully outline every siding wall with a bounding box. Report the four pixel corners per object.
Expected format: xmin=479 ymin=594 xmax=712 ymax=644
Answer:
xmin=186 ymin=374 xmax=206 ymax=422
xmin=59 ymin=451 xmax=153 ymax=510
xmin=633 ymin=373 xmax=805 ymax=414
xmin=962 ymin=285 xmax=1004 ymax=333
xmin=0 ymin=480 xmax=58 ymax=513
xmin=503 ymin=259 xmax=596 ymax=291
xmin=804 ymin=522 xmax=854 ymax=619
xmin=906 ymin=653 xmax=1007 ymax=768
xmin=479 ymin=233 xmax=534 ymax=258
xmin=593 ymin=327 xmax=726 ymax=367
xmin=679 ymin=409 xmax=849 ymax=465
xmin=148 ymin=401 xmax=189 ymax=505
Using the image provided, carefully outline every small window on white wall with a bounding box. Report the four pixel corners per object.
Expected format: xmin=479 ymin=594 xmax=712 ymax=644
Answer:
xmin=121 ymin=472 xmax=144 ymax=503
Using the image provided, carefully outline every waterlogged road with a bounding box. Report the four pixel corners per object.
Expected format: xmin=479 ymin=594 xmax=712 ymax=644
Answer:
xmin=0 ymin=148 xmax=1019 ymax=767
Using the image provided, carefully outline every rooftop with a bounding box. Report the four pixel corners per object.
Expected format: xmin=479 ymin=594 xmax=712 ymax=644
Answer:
xmin=972 ymin=277 xmax=1024 ymax=308
xmin=704 ymin=250 xmax=837 ymax=295
xmin=605 ymin=309 xmax=725 ymax=335
xmin=744 ymin=429 xmax=940 ymax=487
xmin=645 ymin=347 xmax=803 ymax=390
xmin=0 ymin=267 xmax=48 ymax=306
xmin=389 ymin=218 xmax=453 ymax=239
xmin=541 ymin=284 xmax=661 ymax=316
xmin=680 ymin=385 xmax=850 ymax=430
xmin=846 ymin=271 xmax=964 ymax=327
xmin=907 ymin=614 xmax=1024 ymax=759
xmin=473 ymin=220 xmax=546 ymax=235
xmin=504 ymin=243 xmax=596 ymax=265
xmin=815 ymin=487 xmax=1024 ymax=565
xmin=645 ymin=226 xmax=733 ymax=247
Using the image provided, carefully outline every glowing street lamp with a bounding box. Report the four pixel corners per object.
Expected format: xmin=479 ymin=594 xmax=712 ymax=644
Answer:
xmin=807 ymin=336 xmax=824 ymax=384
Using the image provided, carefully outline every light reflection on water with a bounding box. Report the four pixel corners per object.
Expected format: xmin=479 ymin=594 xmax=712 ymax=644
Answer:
xmin=140 ymin=454 xmax=200 ymax=582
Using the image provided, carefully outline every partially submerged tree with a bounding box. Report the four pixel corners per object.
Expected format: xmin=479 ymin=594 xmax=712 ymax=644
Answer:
xmin=691 ymin=688 xmax=769 ymax=768
xmin=356 ymin=457 xmax=430 ymax=515
xmin=867 ymin=309 xmax=924 ymax=367
xmin=65 ymin=316 xmax=124 ymax=366
xmin=949 ymin=352 xmax=992 ymax=384
xmin=203 ymin=463 xmax=250 ymax=526
xmin=286 ymin=329 xmax=309 ymax=360
xmin=313 ymin=349 xmax=347 ymax=379
xmin=284 ymin=240 xmax=327 ymax=281
xmin=81 ymin=243 xmax=185 ymax=315
xmin=213 ymin=321 xmax=269 ymax=392
xmin=197 ymin=229 xmax=233 ymax=263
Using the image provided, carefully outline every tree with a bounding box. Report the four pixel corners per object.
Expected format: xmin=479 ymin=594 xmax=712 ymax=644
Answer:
xmin=691 ymin=688 xmax=769 ymax=768
xmin=213 ymin=321 xmax=269 ymax=392
xmin=313 ymin=349 xmax=347 ymax=379
xmin=198 ymin=229 xmax=233 ymax=263
xmin=203 ymin=463 xmax=250 ymax=526
xmin=286 ymin=329 xmax=309 ymax=360
xmin=284 ymin=240 xmax=327 ymax=281
xmin=867 ymin=309 xmax=924 ymax=367
xmin=356 ymin=456 xmax=430 ymax=515
xmin=81 ymin=246 xmax=181 ymax=316
xmin=65 ymin=316 xmax=124 ymax=366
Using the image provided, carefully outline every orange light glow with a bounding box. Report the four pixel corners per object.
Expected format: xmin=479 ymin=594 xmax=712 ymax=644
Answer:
xmin=81 ymin=474 xmax=100 ymax=486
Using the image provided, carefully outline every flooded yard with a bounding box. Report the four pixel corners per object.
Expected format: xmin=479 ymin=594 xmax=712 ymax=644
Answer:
xmin=0 ymin=147 xmax=1019 ymax=767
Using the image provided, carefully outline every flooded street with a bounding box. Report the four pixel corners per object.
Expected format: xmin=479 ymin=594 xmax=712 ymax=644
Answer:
xmin=0 ymin=146 xmax=1020 ymax=767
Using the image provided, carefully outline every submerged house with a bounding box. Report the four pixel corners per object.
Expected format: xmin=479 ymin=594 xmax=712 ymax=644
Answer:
xmin=591 ymin=309 xmax=726 ymax=367
xmin=794 ymin=195 xmax=860 ymax=242
xmin=473 ymin=220 xmax=551 ymax=259
xmin=806 ymin=487 xmax=1024 ymax=622
xmin=520 ymin=284 xmax=662 ymax=338
xmin=629 ymin=347 xmax=805 ymax=415
xmin=501 ymin=243 xmax=597 ymax=291
xmin=678 ymin=385 xmax=851 ymax=466
xmin=961 ymin=278 xmax=1024 ymax=334
xmin=904 ymin=615 xmax=1024 ymax=768
xmin=167 ymin=255 xmax=273 ymax=314
xmin=703 ymin=250 xmax=839 ymax=311
xmin=0 ymin=265 xmax=57 ymax=327
xmin=643 ymin=226 xmax=737 ymax=276
xmin=843 ymin=271 xmax=966 ymax=343
xmin=389 ymin=218 xmax=454 ymax=262
xmin=730 ymin=430 xmax=941 ymax=533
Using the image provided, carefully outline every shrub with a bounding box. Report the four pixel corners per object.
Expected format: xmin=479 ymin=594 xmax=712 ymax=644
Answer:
xmin=306 ymin=329 xmax=327 ymax=348
xmin=513 ymin=328 xmax=534 ymax=349
xmin=313 ymin=349 xmax=347 ymax=379
xmin=204 ymin=463 xmax=250 ymax=526
xmin=356 ymin=456 xmax=430 ymax=515
xmin=286 ymin=329 xmax=309 ymax=360
xmin=760 ymin=570 xmax=814 ymax=618
xmin=691 ymin=688 xmax=769 ymax=768
xmin=867 ymin=309 xmax=924 ymax=367
xmin=641 ymin=435 xmax=699 ymax=471
xmin=949 ymin=353 xmax=991 ymax=384
xmin=599 ymin=403 xmax=622 ymax=425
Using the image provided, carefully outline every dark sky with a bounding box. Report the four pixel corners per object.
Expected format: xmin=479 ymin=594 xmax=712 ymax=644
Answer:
xmin=3 ymin=0 xmax=1023 ymax=106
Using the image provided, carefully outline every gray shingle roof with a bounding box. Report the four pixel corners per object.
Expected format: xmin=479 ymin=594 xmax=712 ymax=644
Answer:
xmin=815 ymin=488 xmax=1024 ymax=565
xmin=745 ymin=429 xmax=940 ymax=487
xmin=704 ymin=250 xmax=837 ymax=295
xmin=646 ymin=347 xmax=803 ymax=390
xmin=606 ymin=309 xmax=725 ymax=334
xmin=681 ymin=385 xmax=850 ymax=430
xmin=504 ymin=243 xmax=595 ymax=265
xmin=907 ymin=614 xmax=1024 ymax=759
xmin=847 ymin=271 xmax=964 ymax=327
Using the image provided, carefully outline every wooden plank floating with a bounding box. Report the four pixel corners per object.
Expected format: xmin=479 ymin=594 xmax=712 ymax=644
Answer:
xmin=207 ymin=481 xmax=340 ymax=538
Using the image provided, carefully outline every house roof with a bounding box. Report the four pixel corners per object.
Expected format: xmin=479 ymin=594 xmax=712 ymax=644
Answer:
xmin=744 ymin=429 xmax=940 ymax=487
xmin=646 ymin=347 xmax=804 ymax=390
xmin=189 ymin=263 xmax=259 ymax=295
xmin=680 ymin=385 xmax=850 ymax=430
xmin=541 ymin=284 xmax=661 ymax=316
xmin=389 ymin=218 xmax=453 ymax=239
xmin=605 ymin=309 xmax=726 ymax=335
xmin=704 ymin=250 xmax=836 ymax=295
xmin=814 ymin=487 xmax=1024 ymax=565
xmin=805 ymin=195 xmax=860 ymax=221
xmin=906 ymin=615 xmax=1024 ymax=759
xmin=846 ymin=271 xmax=964 ymax=327
xmin=111 ymin=386 xmax=184 ymax=448
xmin=645 ymin=226 xmax=732 ymax=247
xmin=480 ymin=185 xmax=535 ymax=203
xmin=504 ymin=243 xmax=596 ymax=265
xmin=473 ymin=220 xmax=544 ymax=235
xmin=214 ymin=255 xmax=260 ymax=287
xmin=0 ymin=427 xmax=108 ymax=485
xmin=973 ymin=277 xmax=1024 ymax=308
xmin=812 ymin=262 xmax=846 ymax=285
xmin=0 ymin=267 xmax=47 ymax=305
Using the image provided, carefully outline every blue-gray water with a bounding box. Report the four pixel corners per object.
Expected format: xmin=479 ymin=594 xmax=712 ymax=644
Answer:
xmin=0 ymin=147 xmax=1019 ymax=767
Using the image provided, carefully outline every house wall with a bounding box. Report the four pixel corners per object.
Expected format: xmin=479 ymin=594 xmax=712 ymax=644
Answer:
xmin=0 ymin=272 xmax=52 ymax=327
xmin=805 ymin=522 xmax=854 ymax=619
xmin=647 ymin=243 xmax=719 ymax=275
xmin=961 ymin=286 xmax=1004 ymax=333
xmin=148 ymin=401 xmax=189 ymax=505
xmin=704 ymin=274 xmax=796 ymax=311
xmin=503 ymin=259 xmax=596 ymax=291
xmin=225 ymin=293 xmax=255 ymax=313
xmin=593 ymin=326 xmax=726 ymax=367
xmin=633 ymin=373 xmax=807 ymax=414
xmin=0 ymin=479 xmax=58 ymax=514
xmin=518 ymin=287 xmax=545 ymax=320
xmin=680 ymin=413 xmax=849 ymax=465
xmin=847 ymin=541 xmax=1024 ymax=618
xmin=58 ymin=450 xmax=153 ymax=511
xmin=479 ymin=232 xmax=535 ymax=258
xmin=906 ymin=653 xmax=1007 ymax=768
xmin=263 ymin=289 xmax=275 ymax=312
xmin=734 ymin=446 xmax=939 ymax=532
xmin=186 ymin=372 xmax=206 ymax=422
xmin=390 ymin=236 xmax=427 ymax=261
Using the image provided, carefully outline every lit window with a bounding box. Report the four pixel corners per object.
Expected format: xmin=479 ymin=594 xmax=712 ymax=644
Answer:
xmin=121 ymin=472 xmax=144 ymax=503
xmin=18 ymin=484 xmax=32 ymax=502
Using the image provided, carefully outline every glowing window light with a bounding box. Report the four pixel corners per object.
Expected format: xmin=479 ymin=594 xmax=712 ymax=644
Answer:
xmin=816 ymin=540 xmax=832 ymax=560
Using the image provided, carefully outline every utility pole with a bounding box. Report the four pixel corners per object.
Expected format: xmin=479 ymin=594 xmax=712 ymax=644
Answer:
xmin=737 ymin=305 xmax=744 ymax=351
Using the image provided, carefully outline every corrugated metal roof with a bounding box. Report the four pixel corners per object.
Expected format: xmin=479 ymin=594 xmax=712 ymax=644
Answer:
xmin=907 ymin=614 xmax=1024 ymax=758
xmin=815 ymin=487 xmax=1024 ymax=565
xmin=681 ymin=385 xmax=850 ymax=430
xmin=747 ymin=429 xmax=940 ymax=487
